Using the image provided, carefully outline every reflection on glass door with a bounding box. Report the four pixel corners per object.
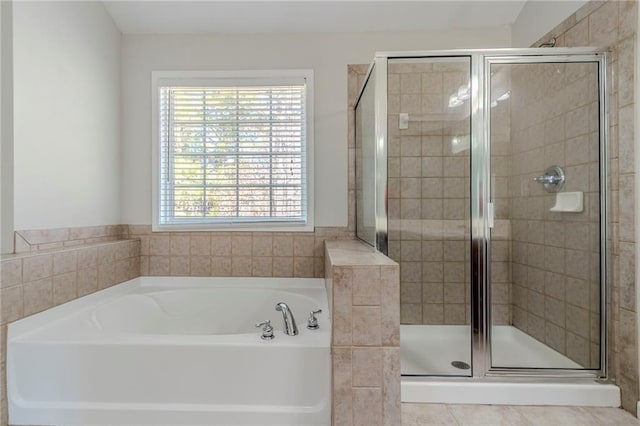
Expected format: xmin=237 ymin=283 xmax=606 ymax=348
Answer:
xmin=488 ymin=60 xmax=602 ymax=370
xmin=388 ymin=57 xmax=473 ymax=376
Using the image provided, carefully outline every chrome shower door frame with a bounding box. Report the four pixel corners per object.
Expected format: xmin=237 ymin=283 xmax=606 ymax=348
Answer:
xmin=358 ymin=48 xmax=608 ymax=380
xmin=479 ymin=51 xmax=608 ymax=379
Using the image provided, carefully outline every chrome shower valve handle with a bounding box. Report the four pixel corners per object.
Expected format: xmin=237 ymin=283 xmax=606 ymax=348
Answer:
xmin=533 ymin=165 xmax=565 ymax=193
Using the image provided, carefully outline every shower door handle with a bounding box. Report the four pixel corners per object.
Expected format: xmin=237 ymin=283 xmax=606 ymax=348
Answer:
xmin=487 ymin=202 xmax=495 ymax=229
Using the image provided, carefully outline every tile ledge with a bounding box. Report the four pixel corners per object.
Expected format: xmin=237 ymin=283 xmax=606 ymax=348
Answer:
xmin=1 ymin=238 xmax=140 ymax=261
xmin=325 ymin=240 xmax=397 ymax=267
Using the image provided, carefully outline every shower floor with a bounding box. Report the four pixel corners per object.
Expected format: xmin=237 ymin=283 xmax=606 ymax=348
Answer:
xmin=401 ymin=324 xmax=580 ymax=376
xmin=400 ymin=325 xmax=619 ymax=406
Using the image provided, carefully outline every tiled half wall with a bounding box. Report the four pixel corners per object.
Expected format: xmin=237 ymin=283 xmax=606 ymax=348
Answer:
xmin=325 ymin=240 xmax=400 ymax=426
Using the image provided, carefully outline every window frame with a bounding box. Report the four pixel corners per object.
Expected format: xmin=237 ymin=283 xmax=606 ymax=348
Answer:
xmin=151 ymin=70 xmax=314 ymax=232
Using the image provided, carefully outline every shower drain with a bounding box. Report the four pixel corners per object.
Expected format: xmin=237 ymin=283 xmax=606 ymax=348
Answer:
xmin=451 ymin=361 xmax=471 ymax=370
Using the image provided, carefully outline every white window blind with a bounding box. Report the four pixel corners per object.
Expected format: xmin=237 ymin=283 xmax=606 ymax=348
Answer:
xmin=157 ymin=78 xmax=309 ymax=228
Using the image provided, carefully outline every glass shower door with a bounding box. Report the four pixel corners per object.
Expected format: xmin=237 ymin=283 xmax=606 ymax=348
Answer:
xmin=387 ymin=57 xmax=473 ymax=376
xmin=487 ymin=58 xmax=604 ymax=372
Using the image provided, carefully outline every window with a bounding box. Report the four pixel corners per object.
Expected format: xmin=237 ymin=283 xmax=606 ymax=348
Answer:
xmin=152 ymin=71 xmax=313 ymax=231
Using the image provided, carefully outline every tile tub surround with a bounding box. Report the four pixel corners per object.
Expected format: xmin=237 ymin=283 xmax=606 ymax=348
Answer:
xmin=0 ymin=237 xmax=141 ymax=425
xmin=531 ymin=0 xmax=639 ymax=414
xmin=128 ymin=225 xmax=353 ymax=279
xmin=325 ymin=240 xmax=400 ymax=426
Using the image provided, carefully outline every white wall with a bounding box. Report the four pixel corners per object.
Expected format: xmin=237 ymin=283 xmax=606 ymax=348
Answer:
xmin=121 ymin=29 xmax=510 ymax=227
xmin=12 ymin=1 xmax=121 ymax=230
xmin=1 ymin=0 xmax=14 ymax=252
xmin=511 ymin=0 xmax=588 ymax=47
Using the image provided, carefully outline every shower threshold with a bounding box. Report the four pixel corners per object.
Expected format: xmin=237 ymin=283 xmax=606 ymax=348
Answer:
xmin=400 ymin=325 xmax=620 ymax=406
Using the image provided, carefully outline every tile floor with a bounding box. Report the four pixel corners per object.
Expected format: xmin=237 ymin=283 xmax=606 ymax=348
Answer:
xmin=402 ymin=403 xmax=640 ymax=425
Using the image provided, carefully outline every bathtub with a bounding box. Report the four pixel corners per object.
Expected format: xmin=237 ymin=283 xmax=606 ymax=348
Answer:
xmin=7 ymin=276 xmax=331 ymax=426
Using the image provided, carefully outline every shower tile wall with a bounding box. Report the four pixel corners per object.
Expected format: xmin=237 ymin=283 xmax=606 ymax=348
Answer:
xmin=507 ymin=61 xmax=601 ymax=368
xmin=531 ymin=0 xmax=638 ymax=412
xmin=386 ymin=60 xmax=511 ymax=326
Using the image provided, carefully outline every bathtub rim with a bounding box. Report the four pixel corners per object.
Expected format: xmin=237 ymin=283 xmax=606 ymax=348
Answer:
xmin=9 ymin=276 xmax=329 ymax=345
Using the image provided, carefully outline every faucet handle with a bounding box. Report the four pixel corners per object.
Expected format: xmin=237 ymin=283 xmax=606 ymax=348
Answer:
xmin=255 ymin=320 xmax=275 ymax=340
xmin=307 ymin=309 xmax=322 ymax=330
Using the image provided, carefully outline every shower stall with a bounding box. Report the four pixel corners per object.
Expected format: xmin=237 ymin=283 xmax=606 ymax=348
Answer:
xmin=355 ymin=48 xmax=619 ymax=404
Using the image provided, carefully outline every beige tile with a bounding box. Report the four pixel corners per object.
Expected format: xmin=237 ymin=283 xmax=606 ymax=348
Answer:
xmin=190 ymin=256 xmax=211 ymax=276
xmin=516 ymin=406 xmax=599 ymax=426
xmin=353 ymin=306 xmax=382 ymax=346
xmin=586 ymin=407 xmax=640 ymax=425
xmin=53 ymin=272 xmax=77 ymax=305
xmin=114 ymin=242 xmax=130 ymax=261
xmin=149 ymin=256 xmax=170 ymax=276
xmin=293 ymin=235 xmax=315 ymax=257
xmin=443 ymin=303 xmax=466 ymax=325
xmin=273 ymin=257 xmax=294 ymax=277
xmin=273 ymin=235 xmax=294 ymax=257
xmin=252 ymin=235 xmax=273 ymax=257
xmin=1 ymin=259 xmax=22 ymax=288
xmin=401 ymin=303 xmax=422 ymax=324
xmin=77 ymin=268 xmax=98 ymax=296
xmin=23 ymin=277 xmax=53 ymax=316
xmin=401 ymin=403 xmax=458 ymax=426
xmin=422 ymin=303 xmax=444 ymax=325
xmin=98 ymin=262 xmax=116 ymax=289
xmin=332 ymin=348 xmax=353 ymax=426
xmin=382 ymin=348 xmax=401 ymax=426
xmin=293 ymin=257 xmax=314 ymax=278
xmin=449 ymin=405 xmax=532 ymax=425
xmin=149 ymin=235 xmax=170 ymax=256
xmin=97 ymin=244 xmax=117 ymax=265
xmin=231 ymin=235 xmax=252 ymax=257
xmin=422 ymin=283 xmax=443 ymax=304
xmin=77 ymin=247 xmax=98 ymax=269
xmin=211 ymin=256 xmax=232 ymax=276
xmin=353 ymin=388 xmax=382 ymax=426
xmin=352 ymin=347 xmax=382 ymax=387
xmin=170 ymin=256 xmax=190 ymax=276
xmin=190 ymin=235 xmax=211 ymax=256
xmin=443 ymin=282 xmax=465 ymax=304
xmin=251 ymin=257 xmax=273 ymax=277
xmin=618 ymin=1 xmax=637 ymax=40
xmin=588 ymin=0 xmax=618 ymax=48
xmin=381 ymin=266 xmax=400 ymax=346
xmin=566 ymin=331 xmax=590 ymax=367
xmin=314 ymin=257 xmax=325 ymax=278
xmin=211 ymin=234 xmax=231 ymax=256
xmin=1 ymin=285 xmax=23 ymax=324
xmin=53 ymin=251 xmax=77 ymax=275
xmin=139 ymin=255 xmax=150 ymax=276
xmin=352 ymin=267 xmax=381 ymax=305
xmin=231 ymin=257 xmax=252 ymax=276
xmin=333 ymin=267 xmax=353 ymax=346
xmin=23 ymin=254 xmax=52 ymax=282
xmin=400 ymin=283 xmax=422 ymax=303
xmin=170 ymin=235 xmax=190 ymax=256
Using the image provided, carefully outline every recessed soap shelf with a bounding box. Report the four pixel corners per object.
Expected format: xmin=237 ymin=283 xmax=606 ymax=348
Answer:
xmin=550 ymin=191 xmax=583 ymax=213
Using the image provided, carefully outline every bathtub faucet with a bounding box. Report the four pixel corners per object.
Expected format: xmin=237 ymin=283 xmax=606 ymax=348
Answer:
xmin=275 ymin=302 xmax=298 ymax=336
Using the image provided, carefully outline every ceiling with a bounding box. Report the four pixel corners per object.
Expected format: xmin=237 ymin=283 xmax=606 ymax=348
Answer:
xmin=102 ymin=1 xmax=528 ymax=35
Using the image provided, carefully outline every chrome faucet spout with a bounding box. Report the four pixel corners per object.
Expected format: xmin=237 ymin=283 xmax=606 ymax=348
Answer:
xmin=275 ymin=302 xmax=298 ymax=336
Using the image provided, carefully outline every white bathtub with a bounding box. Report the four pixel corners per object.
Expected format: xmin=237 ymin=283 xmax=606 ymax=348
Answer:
xmin=8 ymin=276 xmax=331 ymax=426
